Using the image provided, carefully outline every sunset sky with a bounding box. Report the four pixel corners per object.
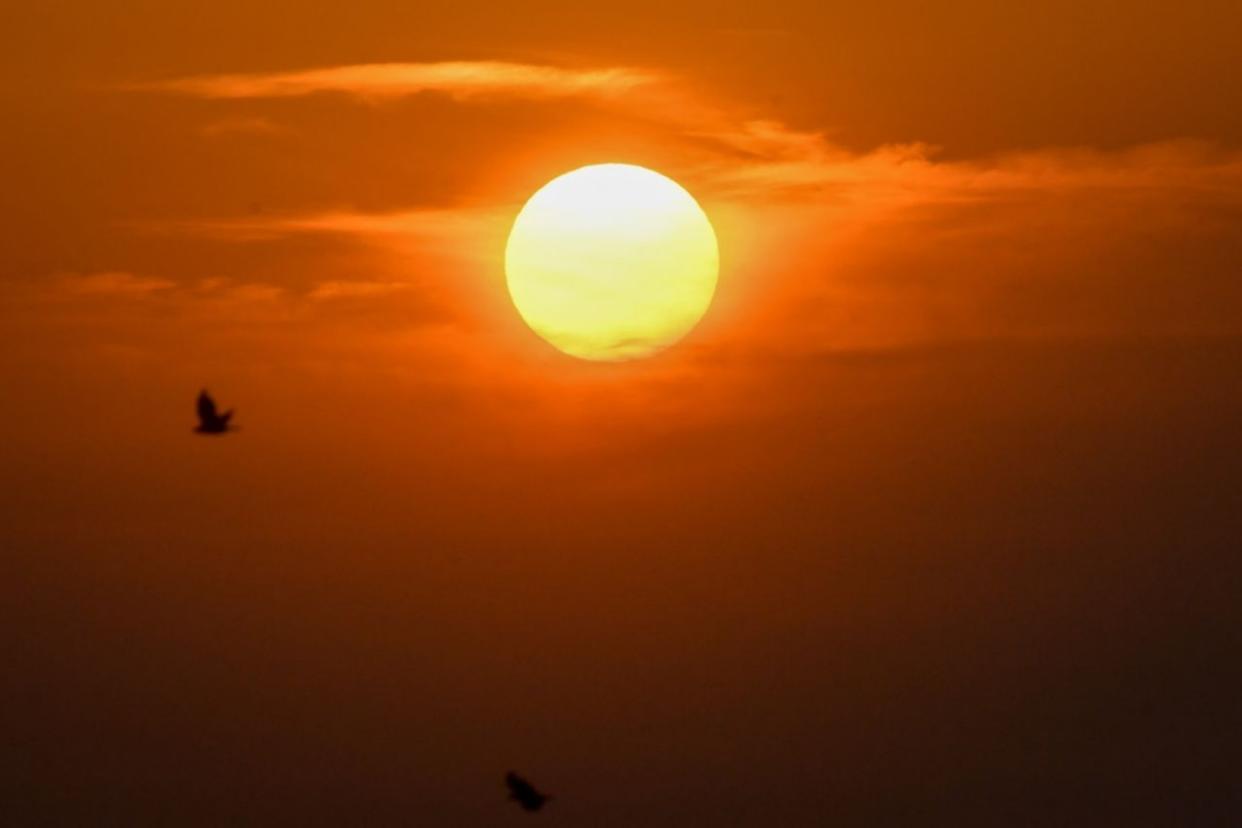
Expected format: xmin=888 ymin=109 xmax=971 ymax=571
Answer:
xmin=3 ymin=2 xmax=1241 ymax=824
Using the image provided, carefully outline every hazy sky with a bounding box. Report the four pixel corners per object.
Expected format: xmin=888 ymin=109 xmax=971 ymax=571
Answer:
xmin=3 ymin=2 xmax=1240 ymax=824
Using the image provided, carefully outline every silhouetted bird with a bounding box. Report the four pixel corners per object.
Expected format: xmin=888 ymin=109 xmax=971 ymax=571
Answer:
xmin=194 ymin=389 xmax=233 ymax=434
xmin=505 ymin=771 xmax=550 ymax=812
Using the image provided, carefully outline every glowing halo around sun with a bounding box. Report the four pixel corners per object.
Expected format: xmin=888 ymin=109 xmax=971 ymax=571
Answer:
xmin=504 ymin=163 xmax=719 ymax=361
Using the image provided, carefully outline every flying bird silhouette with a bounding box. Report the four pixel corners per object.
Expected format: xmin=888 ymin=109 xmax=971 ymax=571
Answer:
xmin=505 ymin=771 xmax=550 ymax=812
xmin=194 ymin=389 xmax=233 ymax=434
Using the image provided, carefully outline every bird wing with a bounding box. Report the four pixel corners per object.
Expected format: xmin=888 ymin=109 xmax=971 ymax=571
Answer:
xmin=197 ymin=391 xmax=218 ymax=422
xmin=506 ymin=773 xmax=535 ymax=798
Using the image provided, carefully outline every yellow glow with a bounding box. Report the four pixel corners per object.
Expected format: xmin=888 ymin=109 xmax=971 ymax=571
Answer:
xmin=505 ymin=164 xmax=719 ymax=361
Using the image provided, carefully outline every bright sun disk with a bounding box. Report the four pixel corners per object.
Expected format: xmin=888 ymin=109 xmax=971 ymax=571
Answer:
xmin=505 ymin=163 xmax=719 ymax=361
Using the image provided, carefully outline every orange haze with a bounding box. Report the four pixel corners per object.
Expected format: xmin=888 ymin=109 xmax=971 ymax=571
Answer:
xmin=3 ymin=2 xmax=1240 ymax=824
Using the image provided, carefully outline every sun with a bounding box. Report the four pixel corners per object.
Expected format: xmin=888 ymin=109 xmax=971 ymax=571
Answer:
xmin=505 ymin=163 xmax=719 ymax=361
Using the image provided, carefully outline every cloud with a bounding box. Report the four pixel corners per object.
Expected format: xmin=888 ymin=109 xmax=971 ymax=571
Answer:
xmin=56 ymin=271 xmax=176 ymax=297
xmin=713 ymin=139 xmax=1242 ymax=356
xmin=20 ymin=272 xmax=285 ymax=309
xmin=135 ymin=61 xmax=661 ymax=103
xmin=125 ymin=57 xmax=1242 ymax=214
xmin=674 ymin=114 xmax=1242 ymax=355
xmin=247 ymin=208 xmax=502 ymax=241
xmin=1 ymin=266 xmax=471 ymax=383
xmin=41 ymin=271 xmax=429 ymax=314
xmin=684 ymin=113 xmax=1242 ymax=208
xmin=141 ymin=206 xmax=502 ymax=241
xmin=122 ymin=59 xmax=1242 ymax=359
xmin=137 ymin=207 xmax=511 ymax=282
xmin=307 ymin=280 xmax=411 ymax=301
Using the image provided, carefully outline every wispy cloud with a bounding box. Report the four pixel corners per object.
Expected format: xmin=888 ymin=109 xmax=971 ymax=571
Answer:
xmin=9 ymin=270 xmax=454 ymax=331
xmin=120 ymin=58 xmax=1242 ymax=358
xmin=716 ymin=138 xmax=1242 ymax=355
xmin=697 ymin=130 xmax=1242 ymax=204
xmin=127 ymin=57 xmax=1242 ymax=211
xmin=29 ymin=272 xmax=282 ymax=306
xmin=55 ymin=271 xmax=176 ymax=296
xmin=307 ymin=280 xmax=412 ymax=301
xmin=136 ymin=61 xmax=661 ymax=103
xmin=139 ymin=206 xmax=509 ymax=262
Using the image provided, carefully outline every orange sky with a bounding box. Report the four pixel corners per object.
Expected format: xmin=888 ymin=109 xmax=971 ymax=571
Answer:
xmin=3 ymin=3 xmax=1241 ymax=824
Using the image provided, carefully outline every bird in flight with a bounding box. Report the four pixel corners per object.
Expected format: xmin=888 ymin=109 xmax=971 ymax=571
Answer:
xmin=194 ymin=389 xmax=234 ymax=435
xmin=505 ymin=771 xmax=550 ymax=812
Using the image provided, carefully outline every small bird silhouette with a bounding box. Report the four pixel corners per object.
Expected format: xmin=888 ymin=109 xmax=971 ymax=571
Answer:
xmin=194 ymin=389 xmax=233 ymax=434
xmin=505 ymin=771 xmax=550 ymax=812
